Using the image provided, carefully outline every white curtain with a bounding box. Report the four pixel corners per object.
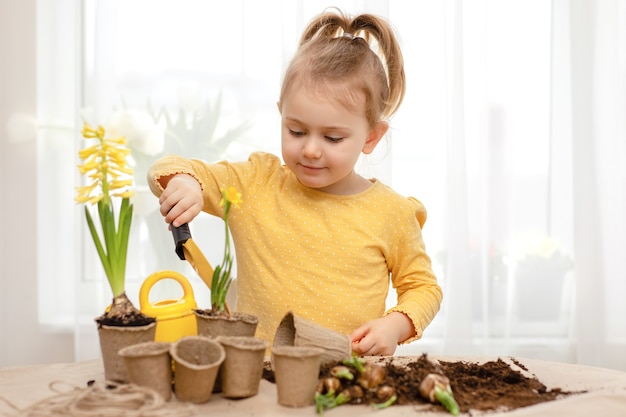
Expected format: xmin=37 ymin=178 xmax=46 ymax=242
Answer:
xmin=399 ymin=0 xmax=626 ymax=370
xmin=430 ymin=0 xmax=625 ymax=369
xmin=36 ymin=0 xmax=625 ymax=370
xmin=564 ymin=0 xmax=626 ymax=368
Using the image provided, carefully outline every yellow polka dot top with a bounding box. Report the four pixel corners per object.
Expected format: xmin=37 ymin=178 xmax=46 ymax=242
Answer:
xmin=148 ymin=152 xmax=442 ymax=346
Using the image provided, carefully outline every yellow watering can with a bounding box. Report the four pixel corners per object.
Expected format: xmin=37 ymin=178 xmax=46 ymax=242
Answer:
xmin=139 ymin=270 xmax=198 ymax=342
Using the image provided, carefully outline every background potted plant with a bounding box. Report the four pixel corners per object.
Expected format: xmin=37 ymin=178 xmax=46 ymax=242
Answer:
xmin=75 ymin=122 xmax=156 ymax=382
xmin=513 ymin=234 xmax=574 ymax=320
xmin=108 ymin=88 xmax=252 ymax=276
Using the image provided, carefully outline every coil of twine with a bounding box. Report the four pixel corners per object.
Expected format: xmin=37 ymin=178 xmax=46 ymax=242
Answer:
xmin=0 ymin=380 xmax=195 ymax=417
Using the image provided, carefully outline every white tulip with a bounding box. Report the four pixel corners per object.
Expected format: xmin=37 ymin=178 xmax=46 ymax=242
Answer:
xmin=107 ymin=110 xmax=165 ymax=156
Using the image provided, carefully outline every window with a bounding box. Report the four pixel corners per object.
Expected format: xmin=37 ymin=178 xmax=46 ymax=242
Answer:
xmin=40 ymin=0 xmax=624 ymax=367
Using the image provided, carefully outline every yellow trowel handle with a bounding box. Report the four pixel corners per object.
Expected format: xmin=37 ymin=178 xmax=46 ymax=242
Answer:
xmin=170 ymin=223 xmax=217 ymax=291
xmin=171 ymin=223 xmax=192 ymax=260
xmin=171 ymin=223 xmax=216 ymax=282
xmin=170 ymin=223 xmax=231 ymax=315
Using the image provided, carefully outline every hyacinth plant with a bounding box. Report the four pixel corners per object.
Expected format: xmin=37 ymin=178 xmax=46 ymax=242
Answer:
xmin=75 ymin=122 xmax=153 ymax=326
xmin=210 ymin=186 xmax=242 ymax=316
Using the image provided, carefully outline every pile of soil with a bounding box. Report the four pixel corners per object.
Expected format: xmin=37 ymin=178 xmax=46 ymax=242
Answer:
xmin=263 ymin=354 xmax=582 ymax=414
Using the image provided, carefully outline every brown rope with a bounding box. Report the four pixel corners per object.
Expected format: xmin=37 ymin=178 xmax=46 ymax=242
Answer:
xmin=0 ymin=381 xmax=195 ymax=417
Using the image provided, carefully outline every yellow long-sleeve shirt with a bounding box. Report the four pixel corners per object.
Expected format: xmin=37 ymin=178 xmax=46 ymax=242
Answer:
xmin=148 ymin=152 xmax=442 ymax=345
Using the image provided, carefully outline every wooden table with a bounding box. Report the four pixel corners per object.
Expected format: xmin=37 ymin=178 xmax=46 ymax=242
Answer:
xmin=1 ymin=356 xmax=625 ymax=416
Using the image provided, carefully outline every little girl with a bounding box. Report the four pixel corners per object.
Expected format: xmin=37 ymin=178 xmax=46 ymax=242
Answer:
xmin=148 ymin=9 xmax=442 ymax=356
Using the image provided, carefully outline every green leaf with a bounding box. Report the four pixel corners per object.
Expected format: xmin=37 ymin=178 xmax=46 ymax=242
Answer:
xmin=84 ymin=198 xmax=132 ymax=298
xmin=372 ymin=394 xmax=397 ymax=409
xmin=84 ymin=206 xmax=112 ymax=279
xmin=112 ymin=198 xmax=133 ymax=296
xmin=100 ymin=199 xmax=122 ymax=295
xmin=342 ymin=355 xmax=366 ymax=373
xmin=434 ymin=386 xmax=460 ymax=416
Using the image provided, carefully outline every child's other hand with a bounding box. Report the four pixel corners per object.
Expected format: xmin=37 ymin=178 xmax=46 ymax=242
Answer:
xmin=350 ymin=312 xmax=414 ymax=356
xmin=158 ymin=174 xmax=203 ymax=227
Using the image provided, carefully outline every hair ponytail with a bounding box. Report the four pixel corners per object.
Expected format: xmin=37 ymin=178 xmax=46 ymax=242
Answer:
xmin=280 ymin=9 xmax=406 ymax=125
xmin=348 ymin=14 xmax=406 ymax=118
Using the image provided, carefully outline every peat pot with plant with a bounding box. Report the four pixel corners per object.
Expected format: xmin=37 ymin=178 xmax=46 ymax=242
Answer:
xmin=76 ymin=123 xmax=156 ymax=382
xmin=171 ymin=186 xmax=259 ymax=338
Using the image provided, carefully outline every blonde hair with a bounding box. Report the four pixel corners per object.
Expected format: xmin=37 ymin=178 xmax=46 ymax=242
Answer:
xmin=280 ymin=8 xmax=406 ymax=127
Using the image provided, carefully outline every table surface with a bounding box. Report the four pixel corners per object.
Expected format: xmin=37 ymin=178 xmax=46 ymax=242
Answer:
xmin=1 ymin=356 xmax=625 ymax=416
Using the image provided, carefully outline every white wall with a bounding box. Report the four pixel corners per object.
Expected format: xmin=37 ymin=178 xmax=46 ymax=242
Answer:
xmin=0 ymin=0 xmax=74 ymax=367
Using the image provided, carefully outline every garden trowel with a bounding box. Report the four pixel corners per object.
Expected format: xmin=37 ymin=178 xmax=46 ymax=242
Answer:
xmin=171 ymin=223 xmax=230 ymax=313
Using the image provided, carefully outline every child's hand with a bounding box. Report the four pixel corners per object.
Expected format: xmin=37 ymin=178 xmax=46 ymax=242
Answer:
xmin=158 ymin=173 xmax=203 ymax=227
xmin=350 ymin=312 xmax=414 ymax=356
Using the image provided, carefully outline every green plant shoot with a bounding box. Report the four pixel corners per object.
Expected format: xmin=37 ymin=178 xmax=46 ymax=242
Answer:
xmin=211 ymin=186 xmax=242 ymax=314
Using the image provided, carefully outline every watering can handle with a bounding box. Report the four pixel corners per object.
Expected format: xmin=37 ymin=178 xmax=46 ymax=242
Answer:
xmin=139 ymin=270 xmax=198 ymax=319
xmin=171 ymin=223 xmax=192 ymax=260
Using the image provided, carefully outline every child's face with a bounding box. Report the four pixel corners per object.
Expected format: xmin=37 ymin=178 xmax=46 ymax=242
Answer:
xmin=279 ymin=85 xmax=384 ymax=195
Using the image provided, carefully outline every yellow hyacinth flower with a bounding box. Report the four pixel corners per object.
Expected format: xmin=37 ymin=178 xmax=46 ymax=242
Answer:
xmin=75 ymin=122 xmax=135 ymax=299
xmin=76 ymin=123 xmax=134 ymax=206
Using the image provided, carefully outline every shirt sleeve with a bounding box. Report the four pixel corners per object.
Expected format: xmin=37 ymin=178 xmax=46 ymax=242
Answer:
xmin=146 ymin=152 xmax=281 ymax=217
xmin=384 ymin=197 xmax=443 ymax=344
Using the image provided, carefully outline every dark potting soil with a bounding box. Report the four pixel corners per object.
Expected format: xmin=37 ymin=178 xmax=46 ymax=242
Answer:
xmin=262 ymin=353 xmax=582 ymax=414
xmin=95 ymin=310 xmax=156 ymax=327
xmin=194 ymin=308 xmax=227 ymax=317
